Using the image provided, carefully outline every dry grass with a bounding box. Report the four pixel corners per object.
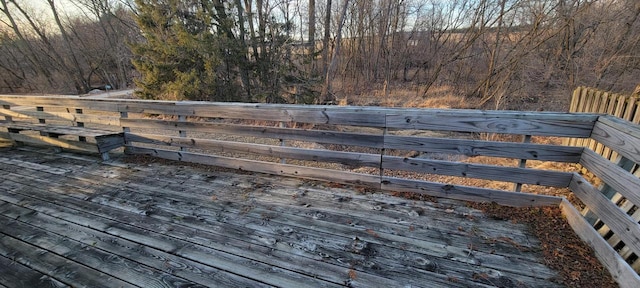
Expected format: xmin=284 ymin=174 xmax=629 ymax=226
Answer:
xmin=341 ymin=84 xmax=479 ymax=109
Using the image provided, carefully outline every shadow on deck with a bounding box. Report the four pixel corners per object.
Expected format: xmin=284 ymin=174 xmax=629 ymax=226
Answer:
xmin=0 ymin=147 xmax=560 ymax=288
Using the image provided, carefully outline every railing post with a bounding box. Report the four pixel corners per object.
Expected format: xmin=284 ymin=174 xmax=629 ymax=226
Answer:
xmin=120 ymin=111 xmax=130 ymax=152
xmin=179 ymin=115 xmax=187 ymax=152
xmin=36 ymin=106 xmax=57 ymax=140
xmin=513 ymin=134 xmax=531 ymax=192
xmin=279 ymin=121 xmax=286 ymax=164
xmin=75 ymin=108 xmax=86 ymax=142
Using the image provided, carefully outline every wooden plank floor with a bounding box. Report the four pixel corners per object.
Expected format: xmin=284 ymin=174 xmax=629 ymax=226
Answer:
xmin=0 ymin=147 xmax=562 ymax=288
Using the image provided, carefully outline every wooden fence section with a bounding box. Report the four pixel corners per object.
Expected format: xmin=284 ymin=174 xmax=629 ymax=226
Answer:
xmin=567 ymin=86 xmax=640 ymax=160
xmin=2 ymin=95 xmax=640 ymax=287
xmin=565 ymin=87 xmax=640 ymax=279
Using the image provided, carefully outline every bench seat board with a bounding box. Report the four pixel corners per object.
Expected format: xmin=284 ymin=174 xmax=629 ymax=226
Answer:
xmin=0 ymin=122 xmax=123 ymax=155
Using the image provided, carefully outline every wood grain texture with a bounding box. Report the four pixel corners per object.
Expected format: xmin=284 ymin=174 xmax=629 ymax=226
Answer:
xmin=126 ymin=133 xmax=381 ymax=168
xmin=0 ymin=109 xmax=120 ymax=126
xmin=580 ymin=149 xmax=640 ymax=207
xmin=591 ymin=116 xmax=640 ymax=164
xmin=384 ymin=135 xmax=583 ymax=162
xmin=559 ymin=199 xmax=640 ymax=288
xmin=3 ymin=150 xmax=562 ymax=285
xmin=382 ymin=156 xmax=573 ymax=187
xmin=0 ymin=183 xmax=458 ymax=288
xmin=0 ymin=233 xmax=135 ymax=288
xmin=121 ymin=118 xmax=384 ymax=148
xmin=0 ymin=254 xmax=69 ymax=288
xmin=0 ymin=148 xmax=568 ymax=287
xmin=385 ymin=111 xmax=596 ymax=137
xmin=380 ymin=176 xmax=562 ymax=207
xmin=0 ymin=212 xmax=202 ymax=288
xmin=126 ymin=146 xmax=381 ymax=188
xmin=569 ymin=174 xmax=640 ymax=260
xmin=0 ymin=174 xmax=500 ymax=288
xmin=0 ymin=200 xmax=281 ymax=288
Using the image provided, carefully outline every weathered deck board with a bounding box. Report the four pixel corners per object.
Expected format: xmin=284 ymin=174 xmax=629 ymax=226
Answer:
xmin=0 ymin=254 xmax=70 ymax=288
xmin=0 ymin=148 xmax=563 ymax=287
xmin=0 ymin=212 xmax=205 ymax=288
xmin=0 ymin=231 xmax=135 ymax=288
xmin=0 ymin=167 xmax=547 ymax=287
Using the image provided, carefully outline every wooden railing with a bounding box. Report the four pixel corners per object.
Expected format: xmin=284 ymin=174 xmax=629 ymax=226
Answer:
xmin=1 ymin=95 xmax=639 ymax=287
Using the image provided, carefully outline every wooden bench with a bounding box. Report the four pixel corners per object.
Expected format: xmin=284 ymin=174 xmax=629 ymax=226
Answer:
xmin=0 ymin=103 xmax=124 ymax=161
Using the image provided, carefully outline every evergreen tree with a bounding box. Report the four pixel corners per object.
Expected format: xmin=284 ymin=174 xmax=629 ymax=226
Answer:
xmin=132 ymin=0 xmax=231 ymax=101
xmin=131 ymin=0 xmax=298 ymax=102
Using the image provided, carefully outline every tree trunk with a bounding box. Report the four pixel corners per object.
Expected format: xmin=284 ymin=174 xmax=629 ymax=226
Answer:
xmin=322 ymin=0 xmax=332 ymax=79
xmin=321 ymin=0 xmax=350 ymax=103
xmin=308 ymin=0 xmax=316 ymax=73
xmin=47 ymin=0 xmax=90 ymax=94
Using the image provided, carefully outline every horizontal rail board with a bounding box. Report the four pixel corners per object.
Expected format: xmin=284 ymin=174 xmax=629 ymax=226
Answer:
xmin=380 ymin=177 xmax=562 ymax=207
xmin=591 ymin=116 xmax=640 ymax=164
xmin=121 ymin=118 xmax=383 ymax=148
xmin=559 ymin=199 xmax=640 ymax=288
xmin=580 ymin=149 xmax=640 ymax=207
xmin=0 ymin=96 xmax=120 ymax=111
xmin=569 ymin=174 xmax=640 ymax=260
xmin=1 ymin=96 xmax=602 ymax=132
xmin=381 ymin=156 xmax=573 ymax=187
xmin=126 ymin=147 xmax=381 ymax=188
xmin=0 ymin=110 xmax=120 ymax=126
xmin=384 ymin=135 xmax=583 ymax=162
xmin=120 ymin=103 xmax=388 ymax=127
xmin=126 ymin=133 xmax=381 ymax=168
xmin=386 ymin=112 xmax=597 ymax=137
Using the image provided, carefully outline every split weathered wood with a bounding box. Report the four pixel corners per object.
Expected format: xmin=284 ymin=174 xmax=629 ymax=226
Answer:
xmin=580 ymin=149 xmax=640 ymax=207
xmin=3 ymin=196 xmax=298 ymax=287
xmin=0 ymin=212 xmax=203 ymax=288
xmin=380 ymin=176 xmax=562 ymax=207
xmin=384 ymin=135 xmax=583 ymax=162
xmin=16 ymin=167 xmax=557 ymax=284
xmin=382 ymin=155 xmax=572 ymax=187
xmin=0 ymin=230 xmax=135 ymax=288
xmin=559 ymin=199 xmax=640 ymax=288
xmin=0 ymin=253 xmax=69 ymax=288
xmin=126 ymin=146 xmax=381 ymax=188
xmin=569 ymin=173 xmax=640 ymax=260
xmin=126 ymin=133 xmax=381 ymax=168
xmin=0 ymin=178 xmax=505 ymax=288
xmin=591 ymin=116 xmax=640 ymax=164
xmin=0 ymin=193 xmax=340 ymax=288
xmin=121 ymin=119 xmax=384 ymax=148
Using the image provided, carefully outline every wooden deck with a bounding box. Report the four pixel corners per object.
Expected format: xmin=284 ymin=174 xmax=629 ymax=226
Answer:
xmin=0 ymin=147 xmax=561 ymax=288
